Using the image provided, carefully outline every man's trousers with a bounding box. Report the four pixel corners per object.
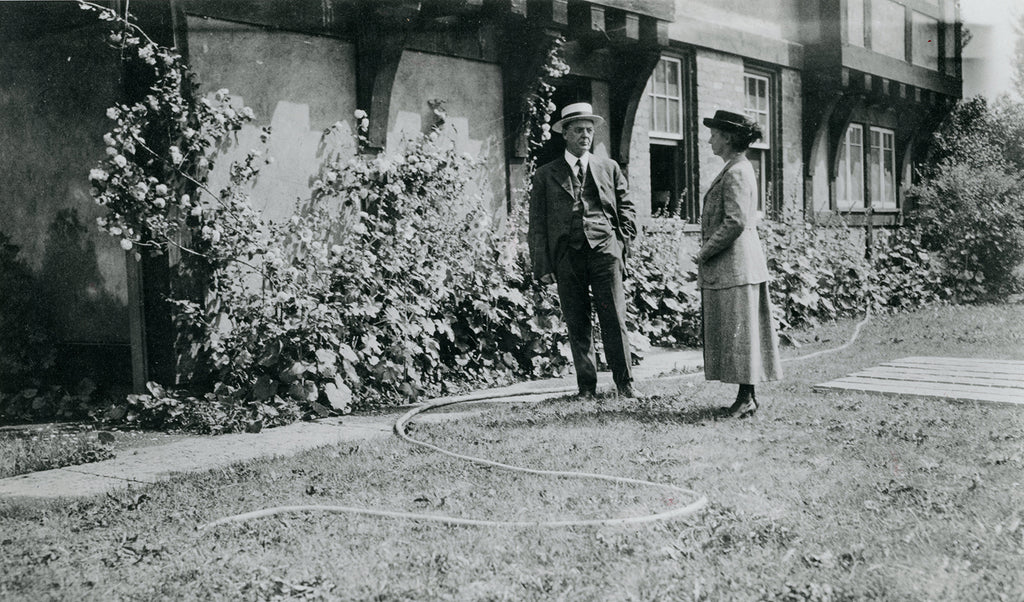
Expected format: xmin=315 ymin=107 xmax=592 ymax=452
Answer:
xmin=554 ymin=245 xmax=633 ymax=393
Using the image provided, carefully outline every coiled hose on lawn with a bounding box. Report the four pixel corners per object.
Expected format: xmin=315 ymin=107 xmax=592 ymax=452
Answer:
xmin=200 ymin=312 xmax=871 ymax=530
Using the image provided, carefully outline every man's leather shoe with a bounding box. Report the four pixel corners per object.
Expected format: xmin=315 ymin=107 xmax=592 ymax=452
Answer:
xmin=616 ymin=385 xmax=636 ymax=399
xmin=577 ymin=388 xmax=597 ymax=400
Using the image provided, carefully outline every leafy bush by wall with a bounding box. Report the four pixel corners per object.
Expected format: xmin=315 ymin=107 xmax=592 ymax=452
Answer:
xmin=758 ymin=214 xmax=872 ymax=330
xmin=868 ymin=226 xmax=949 ymax=311
xmin=757 ymin=213 xmax=948 ymax=330
xmin=627 ymin=230 xmax=701 ymax=348
xmin=905 ymin=96 xmax=1024 ymax=302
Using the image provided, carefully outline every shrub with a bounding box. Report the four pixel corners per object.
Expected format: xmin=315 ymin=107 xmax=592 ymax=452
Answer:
xmin=759 ymin=214 xmax=872 ymax=330
xmin=868 ymin=227 xmax=948 ymax=310
xmin=627 ymin=228 xmax=701 ymax=348
xmin=69 ymin=5 xmax=582 ymax=431
xmin=148 ymin=128 xmax=575 ymax=428
xmin=905 ymin=162 xmax=1024 ymax=301
xmin=905 ymin=96 xmax=1024 ymax=301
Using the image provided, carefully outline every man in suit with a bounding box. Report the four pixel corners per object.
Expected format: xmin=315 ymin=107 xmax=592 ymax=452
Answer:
xmin=529 ymin=102 xmax=637 ymax=398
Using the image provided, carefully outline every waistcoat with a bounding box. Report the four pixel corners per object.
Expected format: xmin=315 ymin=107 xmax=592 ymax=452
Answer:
xmin=568 ymin=167 xmax=616 ymax=254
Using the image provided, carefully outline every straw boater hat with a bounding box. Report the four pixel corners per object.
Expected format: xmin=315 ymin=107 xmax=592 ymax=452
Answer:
xmin=702 ymin=109 xmax=758 ymax=133
xmin=552 ymin=102 xmax=605 ymax=134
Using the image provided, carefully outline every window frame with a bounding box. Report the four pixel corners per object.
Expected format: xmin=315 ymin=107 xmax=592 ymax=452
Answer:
xmin=646 ymin=52 xmax=697 ymax=223
xmin=743 ymin=72 xmax=771 ymax=150
xmin=837 ymin=123 xmax=866 ymax=211
xmin=648 ymin=57 xmax=685 ymax=140
xmin=836 ymin=123 xmax=899 ymax=212
xmin=742 ymin=66 xmax=779 ymax=216
xmin=868 ymin=125 xmax=898 ymax=210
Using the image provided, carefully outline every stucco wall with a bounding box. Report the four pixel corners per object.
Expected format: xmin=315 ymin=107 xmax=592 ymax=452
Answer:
xmin=673 ymin=0 xmax=804 ymax=42
xmin=779 ymin=67 xmax=804 ymax=213
xmin=0 ymin=24 xmax=130 ymax=345
xmin=187 ymin=18 xmax=359 ymax=222
xmin=808 ymin=115 xmax=832 ymax=214
xmin=388 ymin=51 xmax=507 ymax=216
xmin=628 ymin=78 xmax=653 ymax=218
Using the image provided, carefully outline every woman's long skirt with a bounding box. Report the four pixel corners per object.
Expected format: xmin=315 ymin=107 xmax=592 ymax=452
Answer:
xmin=702 ymin=282 xmax=782 ymax=384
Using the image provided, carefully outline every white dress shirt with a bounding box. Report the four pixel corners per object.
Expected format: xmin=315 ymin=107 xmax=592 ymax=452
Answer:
xmin=564 ymin=150 xmax=589 ymax=180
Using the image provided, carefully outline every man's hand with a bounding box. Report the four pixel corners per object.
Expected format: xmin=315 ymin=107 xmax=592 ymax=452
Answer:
xmin=540 ymin=273 xmax=556 ymax=285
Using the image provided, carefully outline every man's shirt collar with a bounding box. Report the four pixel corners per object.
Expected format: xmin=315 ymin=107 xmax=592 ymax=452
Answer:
xmin=564 ymin=150 xmax=590 ymax=172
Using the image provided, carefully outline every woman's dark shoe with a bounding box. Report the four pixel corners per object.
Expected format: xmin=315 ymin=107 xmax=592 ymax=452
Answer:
xmin=725 ymin=388 xmax=752 ymax=414
xmin=730 ymin=398 xmax=758 ymax=418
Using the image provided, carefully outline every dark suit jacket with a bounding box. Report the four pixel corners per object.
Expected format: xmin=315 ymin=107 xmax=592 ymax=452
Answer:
xmin=696 ymin=155 xmax=770 ymax=289
xmin=528 ymin=154 xmax=636 ymax=280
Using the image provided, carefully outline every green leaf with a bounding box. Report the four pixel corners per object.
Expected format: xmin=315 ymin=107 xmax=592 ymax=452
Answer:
xmin=252 ymin=375 xmax=277 ymax=401
xmin=324 ymin=378 xmax=352 ymax=413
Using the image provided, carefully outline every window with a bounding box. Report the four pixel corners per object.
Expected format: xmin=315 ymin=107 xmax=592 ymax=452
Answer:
xmin=837 ymin=124 xmax=897 ymax=211
xmin=743 ymin=71 xmax=772 ymax=212
xmin=647 ymin=56 xmax=696 ymax=221
xmin=912 ymin=11 xmax=939 ymax=69
xmin=872 ymin=0 xmax=906 ymax=59
xmin=837 ymin=124 xmax=865 ymax=211
xmin=744 ymin=74 xmax=770 ymax=148
xmin=869 ymin=126 xmax=897 ymax=209
xmin=847 ymin=0 xmax=865 ymax=47
xmin=649 ymin=57 xmax=683 ymax=138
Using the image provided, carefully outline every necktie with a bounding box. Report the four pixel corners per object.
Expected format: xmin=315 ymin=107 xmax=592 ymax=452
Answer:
xmin=572 ymin=159 xmax=583 ymax=199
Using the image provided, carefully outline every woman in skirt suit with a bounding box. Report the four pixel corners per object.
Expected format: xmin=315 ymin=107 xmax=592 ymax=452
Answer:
xmin=696 ymin=110 xmax=782 ymax=418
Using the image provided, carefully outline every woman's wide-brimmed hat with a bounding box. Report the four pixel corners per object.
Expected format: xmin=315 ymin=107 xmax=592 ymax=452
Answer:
xmin=552 ymin=102 xmax=605 ymax=133
xmin=702 ymin=109 xmax=758 ymax=133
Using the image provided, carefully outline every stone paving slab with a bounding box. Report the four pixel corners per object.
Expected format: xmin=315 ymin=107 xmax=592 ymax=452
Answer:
xmin=0 ymin=349 xmax=704 ymax=500
xmin=0 ymin=415 xmax=397 ymax=499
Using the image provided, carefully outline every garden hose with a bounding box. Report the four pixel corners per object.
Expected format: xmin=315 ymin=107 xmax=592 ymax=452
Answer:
xmin=200 ymin=312 xmax=872 ymax=531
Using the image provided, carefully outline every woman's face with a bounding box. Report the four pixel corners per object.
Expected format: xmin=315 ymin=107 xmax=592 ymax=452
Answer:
xmin=709 ymin=128 xmax=731 ymax=157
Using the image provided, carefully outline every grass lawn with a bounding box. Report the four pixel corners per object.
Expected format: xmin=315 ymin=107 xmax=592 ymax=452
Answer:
xmin=1 ymin=304 xmax=1022 ymax=601
xmin=0 ymin=424 xmax=190 ymax=480
xmin=0 ymin=424 xmax=115 ymax=479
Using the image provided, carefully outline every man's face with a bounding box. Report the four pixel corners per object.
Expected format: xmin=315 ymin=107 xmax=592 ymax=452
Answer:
xmin=563 ymin=120 xmax=595 ymax=157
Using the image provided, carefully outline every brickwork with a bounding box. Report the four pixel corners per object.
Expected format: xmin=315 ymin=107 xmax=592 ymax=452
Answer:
xmin=694 ymin=51 xmax=746 ymax=198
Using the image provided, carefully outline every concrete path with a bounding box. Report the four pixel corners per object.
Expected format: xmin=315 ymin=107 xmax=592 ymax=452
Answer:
xmin=0 ymin=348 xmax=702 ymax=500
